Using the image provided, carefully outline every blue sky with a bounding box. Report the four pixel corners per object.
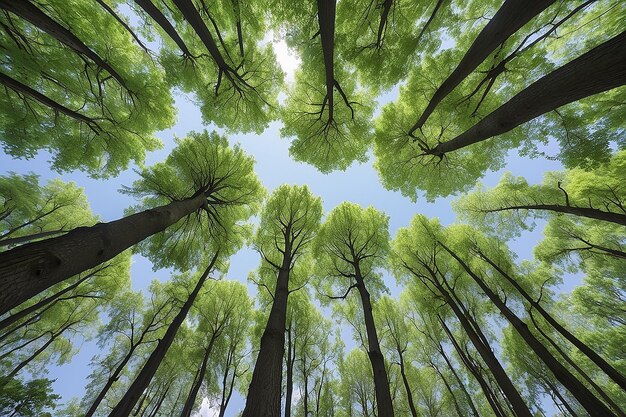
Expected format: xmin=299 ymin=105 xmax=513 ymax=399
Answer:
xmin=0 ymin=37 xmax=575 ymax=416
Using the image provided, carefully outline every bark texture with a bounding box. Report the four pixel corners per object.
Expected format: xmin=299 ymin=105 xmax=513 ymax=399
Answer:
xmin=0 ymin=193 xmax=205 ymax=315
xmin=428 ymin=30 xmax=626 ymax=156
xmin=410 ymin=0 xmax=555 ymax=133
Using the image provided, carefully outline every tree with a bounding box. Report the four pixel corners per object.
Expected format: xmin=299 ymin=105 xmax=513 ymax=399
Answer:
xmin=0 ymin=174 xmax=96 ymax=249
xmin=0 ymin=130 xmax=262 ymax=314
xmin=314 ymin=202 xmax=394 ymax=416
xmin=0 ymin=0 xmax=174 ymax=176
xmin=243 ymin=185 xmax=322 ymax=417
xmin=0 ymin=376 xmax=60 ymax=417
xmin=136 ymin=0 xmax=283 ymax=133
xmin=454 ymin=151 xmax=626 ymax=235
xmin=272 ymin=0 xmax=375 ymax=172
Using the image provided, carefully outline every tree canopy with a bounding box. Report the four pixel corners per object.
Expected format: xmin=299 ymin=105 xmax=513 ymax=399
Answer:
xmin=1 ymin=0 xmax=625 ymax=416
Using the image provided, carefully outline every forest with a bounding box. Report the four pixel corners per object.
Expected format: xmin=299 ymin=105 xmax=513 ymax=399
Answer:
xmin=0 ymin=0 xmax=624 ymax=416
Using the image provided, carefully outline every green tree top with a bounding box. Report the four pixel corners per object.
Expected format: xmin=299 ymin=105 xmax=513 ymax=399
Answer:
xmin=124 ymin=130 xmax=264 ymax=270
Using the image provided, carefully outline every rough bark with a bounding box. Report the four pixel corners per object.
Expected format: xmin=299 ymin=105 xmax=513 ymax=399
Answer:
xmin=354 ymin=263 xmax=394 ymax=417
xmin=107 ymin=254 xmax=218 ymax=417
xmin=428 ymin=30 xmax=626 ymax=156
xmin=134 ymin=0 xmax=193 ymax=57
xmin=409 ymin=0 xmax=555 ymax=133
xmin=477 ymin=249 xmax=626 ymax=391
xmin=0 ymin=192 xmax=206 ymax=315
xmin=241 ymin=248 xmax=292 ymax=417
xmin=0 ymin=0 xmax=128 ymax=89
xmin=442 ymin=243 xmax=616 ymax=417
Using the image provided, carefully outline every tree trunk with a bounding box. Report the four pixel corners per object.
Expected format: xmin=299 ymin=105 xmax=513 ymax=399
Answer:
xmin=85 ymin=340 xmax=143 ymax=417
xmin=442 ymin=243 xmax=616 ymax=417
xmin=0 ymin=0 xmax=128 ymax=89
xmin=375 ymin=0 xmax=393 ymax=48
xmin=108 ymin=253 xmax=217 ymax=417
xmin=481 ymin=204 xmax=626 ymax=227
xmin=317 ymin=0 xmax=336 ymax=120
xmin=285 ymin=326 xmax=295 ymax=417
xmin=303 ymin=367 xmax=309 ymax=416
xmin=409 ymin=0 xmax=555 ymax=133
xmin=146 ymin=382 xmax=172 ymax=417
xmin=134 ymin=0 xmax=193 ymax=57
xmin=424 ymin=264 xmax=532 ymax=417
xmin=179 ymin=335 xmax=216 ymax=417
xmin=171 ymin=0 xmax=232 ymax=71
xmin=428 ymin=30 xmax=626 ymax=156
xmin=354 ymin=264 xmax=394 ymax=417
xmin=438 ymin=344 xmax=480 ymax=417
xmin=0 ymin=192 xmax=206 ymax=315
xmin=440 ymin=318 xmax=508 ymax=417
xmin=430 ymin=360 xmax=465 ymax=417
xmin=478 ymin=250 xmax=626 ymax=390
xmin=397 ymin=349 xmax=418 ymax=417
xmin=241 ymin=251 xmax=292 ymax=417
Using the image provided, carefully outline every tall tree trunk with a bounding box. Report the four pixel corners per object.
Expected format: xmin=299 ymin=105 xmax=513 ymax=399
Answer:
xmin=179 ymin=335 xmax=216 ymax=417
xmin=428 ymin=30 xmax=626 ymax=156
xmin=480 ymin=204 xmax=626 ymax=227
xmin=146 ymin=382 xmax=172 ymax=417
xmin=440 ymin=318 xmax=508 ymax=417
xmin=285 ymin=326 xmax=295 ymax=417
xmin=0 ymin=0 xmax=128 ymax=89
xmin=171 ymin=0 xmax=233 ymax=71
xmin=354 ymin=264 xmax=394 ymax=417
xmin=303 ymin=367 xmax=310 ymax=417
xmin=317 ymin=0 xmax=337 ymax=121
xmin=477 ymin=249 xmax=626 ymax=390
xmin=438 ymin=344 xmax=480 ymax=417
xmin=134 ymin=0 xmax=193 ymax=57
xmin=85 ymin=339 xmax=144 ymax=417
xmin=108 ymin=253 xmax=218 ymax=417
xmin=442 ymin=243 xmax=616 ymax=417
xmin=409 ymin=0 xmax=555 ymax=133
xmin=422 ymin=263 xmax=532 ymax=417
xmin=397 ymin=349 xmax=418 ymax=417
xmin=430 ymin=360 xmax=465 ymax=417
xmin=241 ymin=249 xmax=292 ymax=417
xmin=0 ymin=192 xmax=206 ymax=315
xmin=375 ymin=0 xmax=393 ymax=48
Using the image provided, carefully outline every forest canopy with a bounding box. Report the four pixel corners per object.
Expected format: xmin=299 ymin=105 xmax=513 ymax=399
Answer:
xmin=0 ymin=0 xmax=624 ymax=416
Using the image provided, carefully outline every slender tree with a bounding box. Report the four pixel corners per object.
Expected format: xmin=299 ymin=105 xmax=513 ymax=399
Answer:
xmin=314 ymin=202 xmax=395 ymax=416
xmin=242 ymin=185 xmax=322 ymax=417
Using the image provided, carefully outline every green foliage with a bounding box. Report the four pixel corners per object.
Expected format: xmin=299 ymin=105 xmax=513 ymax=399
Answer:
xmin=124 ymin=130 xmax=264 ymax=270
xmin=0 ymin=376 xmax=60 ymax=417
xmin=314 ymin=202 xmax=390 ymax=299
xmin=0 ymin=173 xmax=97 ymax=250
xmin=0 ymin=0 xmax=174 ymax=177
